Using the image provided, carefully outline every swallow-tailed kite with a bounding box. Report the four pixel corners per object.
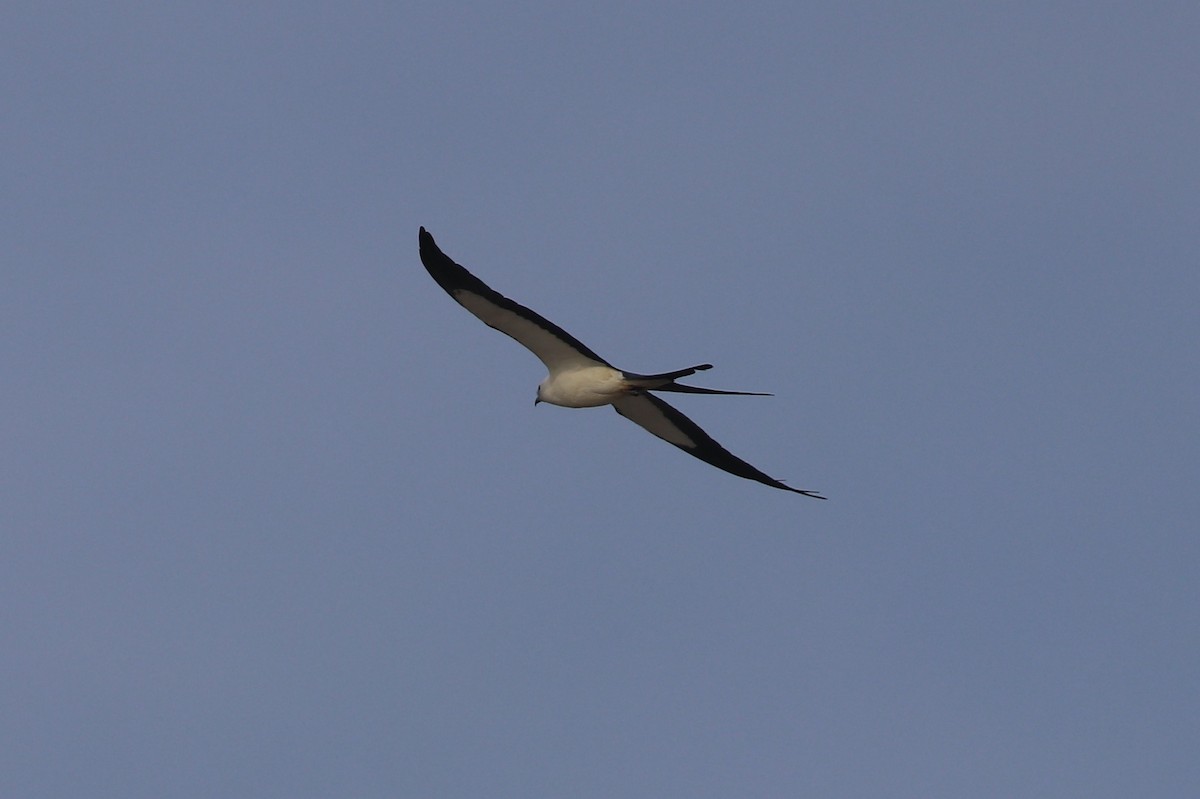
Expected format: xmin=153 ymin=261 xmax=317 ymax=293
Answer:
xmin=418 ymin=228 xmax=825 ymax=499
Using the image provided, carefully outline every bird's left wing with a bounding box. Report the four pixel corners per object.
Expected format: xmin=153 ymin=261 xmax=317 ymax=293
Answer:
xmin=612 ymin=392 xmax=826 ymax=498
xmin=419 ymin=228 xmax=611 ymax=371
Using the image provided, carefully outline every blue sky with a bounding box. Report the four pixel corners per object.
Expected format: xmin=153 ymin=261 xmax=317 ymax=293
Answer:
xmin=3 ymin=3 xmax=1197 ymax=796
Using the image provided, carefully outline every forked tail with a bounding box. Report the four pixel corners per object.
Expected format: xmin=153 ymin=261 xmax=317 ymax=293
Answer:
xmin=622 ymin=364 xmax=772 ymax=396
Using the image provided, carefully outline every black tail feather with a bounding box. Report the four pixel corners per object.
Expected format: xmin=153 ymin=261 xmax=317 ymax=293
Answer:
xmin=622 ymin=364 xmax=712 ymax=384
xmin=652 ymin=383 xmax=772 ymax=397
xmin=623 ymin=364 xmax=770 ymax=396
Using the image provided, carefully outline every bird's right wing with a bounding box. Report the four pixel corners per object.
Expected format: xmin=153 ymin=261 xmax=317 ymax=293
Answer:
xmin=419 ymin=228 xmax=611 ymax=371
xmin=612 ymin=391 xmax=825 ymax=498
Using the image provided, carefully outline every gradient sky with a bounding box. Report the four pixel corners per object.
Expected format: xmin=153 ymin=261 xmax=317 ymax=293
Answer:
xmin=4 ymin=3 xmax=1197 ymax=797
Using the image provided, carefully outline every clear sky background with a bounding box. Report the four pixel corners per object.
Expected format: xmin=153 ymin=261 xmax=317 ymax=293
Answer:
xmin=4 ymin=3 xmax=1197 ymax=797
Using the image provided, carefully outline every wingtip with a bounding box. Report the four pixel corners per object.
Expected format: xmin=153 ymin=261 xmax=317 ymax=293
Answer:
xmin=778 ymin=478 xmax=827 ymax=499
xmin=787 ymin=487 xmax=827 ymax=499
xmin=418 ymin=227 xmax=441 ymax=259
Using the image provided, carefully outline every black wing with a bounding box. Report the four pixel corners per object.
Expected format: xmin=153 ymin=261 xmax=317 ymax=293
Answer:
xmin=612 ymin=391 xmax=825 ymax=498
xmin=419 ymin=228 xmax=611 ymax=371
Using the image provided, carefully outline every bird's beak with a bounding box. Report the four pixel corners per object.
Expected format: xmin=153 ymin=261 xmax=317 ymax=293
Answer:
xmin=533 ymin=397 xmax=541 ymax=406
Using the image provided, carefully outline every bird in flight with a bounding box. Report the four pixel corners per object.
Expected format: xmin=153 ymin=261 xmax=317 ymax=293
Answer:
xmin=418 ymin=228 xmax=825 ymax=499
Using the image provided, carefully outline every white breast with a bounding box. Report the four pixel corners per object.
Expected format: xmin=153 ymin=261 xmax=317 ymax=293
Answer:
xmin=537 ymin=366 xmax=627 ymax=408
